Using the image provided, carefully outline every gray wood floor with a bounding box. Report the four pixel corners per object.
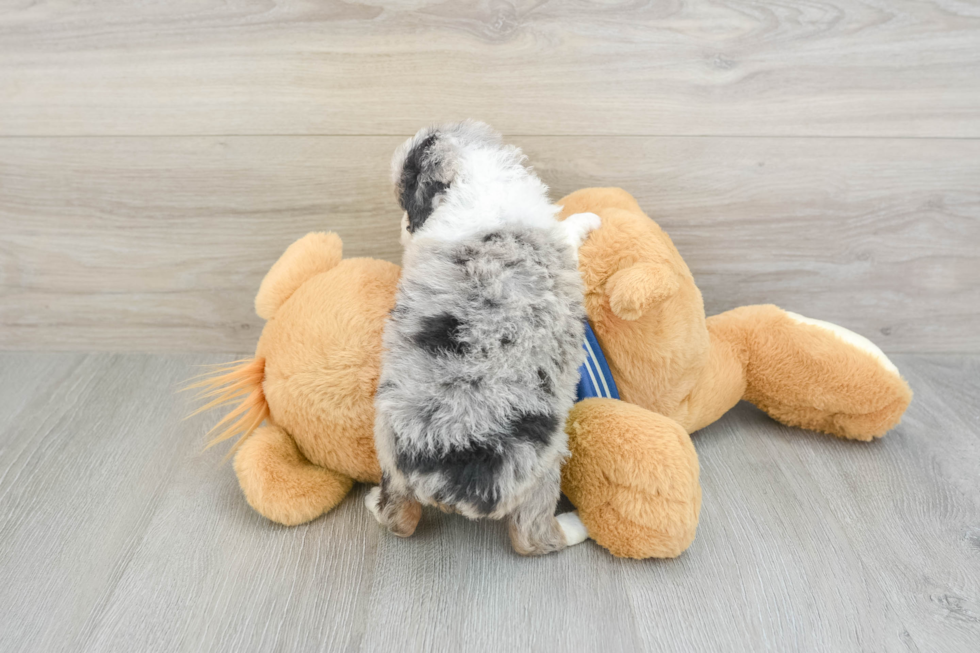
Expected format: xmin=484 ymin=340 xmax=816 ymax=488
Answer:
xmin=1 ymin=353 xmax=977 ymax=652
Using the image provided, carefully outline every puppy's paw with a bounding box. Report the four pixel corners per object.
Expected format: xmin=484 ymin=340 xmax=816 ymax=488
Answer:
xmin=556 ymin=511 xmax=590 ymax=547
xmin=571 ymin=211 xmax=602 ymax=234
xmin=365 ymin=486 xmax=383 ymax=523
xmin=562 ymin=212 xmax=602 ymax=251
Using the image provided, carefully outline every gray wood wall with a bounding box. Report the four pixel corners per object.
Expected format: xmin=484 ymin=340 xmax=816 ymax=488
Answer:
xmin=1 ymin=1 xmax=978 ymax=353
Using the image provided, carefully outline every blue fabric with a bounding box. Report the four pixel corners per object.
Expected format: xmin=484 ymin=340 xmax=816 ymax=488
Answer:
xmin=576 ymin=321 xmax=620 ymax=401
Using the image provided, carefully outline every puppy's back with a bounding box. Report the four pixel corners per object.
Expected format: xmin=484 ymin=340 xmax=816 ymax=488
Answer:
xmin=375 ymin=227 xmax=585 ymax=518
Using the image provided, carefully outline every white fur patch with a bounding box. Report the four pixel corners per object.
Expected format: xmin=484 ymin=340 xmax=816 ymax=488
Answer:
xmin=556 ymin=511 xmax=590 ymax=546
xmin=561 ymin=212 xmax=602 ymax=258
xmin=416 ymin=142 xmax=562 ymax=242
xmin=784 ymin=311 xmax=899 ymax=375
xmin=365 ymin=486 xmax=383 ymax=523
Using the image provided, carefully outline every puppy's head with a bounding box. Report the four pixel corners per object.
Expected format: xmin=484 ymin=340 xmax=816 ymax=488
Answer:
xmin=391 ymin=121 xmax=506 ymax=240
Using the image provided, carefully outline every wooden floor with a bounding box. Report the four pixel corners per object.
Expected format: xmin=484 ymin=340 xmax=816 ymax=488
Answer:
xmin=0 ymin=352 xmax=977 ymax=652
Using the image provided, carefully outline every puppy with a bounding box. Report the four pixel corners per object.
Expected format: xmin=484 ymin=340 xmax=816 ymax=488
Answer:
xmin=367 ymin=121 xmax=600 ymax=555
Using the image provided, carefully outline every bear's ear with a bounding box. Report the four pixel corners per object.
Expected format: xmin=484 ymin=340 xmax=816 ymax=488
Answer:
xmin=391 ymin=129 xmax=458 ymax=234
xmin=605 ymin=262 xmax=680 ymax=321
xmin=255 ymin=232 xmax=343 ymax=320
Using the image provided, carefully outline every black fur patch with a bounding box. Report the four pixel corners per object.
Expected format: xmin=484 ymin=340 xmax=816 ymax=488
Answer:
xmin=452 ymin=245 xmax=479 ymax=267
xmin=440 ymin=375 xmax=483 ymax=391
xmin=397 ymin=441 xmax=504 ymax=514
xmin=536 ymin=368 xmax=554 ymax=395
xmin=414 ymin=313 xmax=468 ymax=356
xmin=394 ymin=411 xmax=559 ymax=515
xmin=507 ymin=411 xmax=559 ymax=446
xmin=399 ymin=133 xmax=450 ymax=233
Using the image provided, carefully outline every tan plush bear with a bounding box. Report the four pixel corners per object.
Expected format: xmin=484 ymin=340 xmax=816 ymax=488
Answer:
xmin=191 ymin=188 xmax=912 ymax=558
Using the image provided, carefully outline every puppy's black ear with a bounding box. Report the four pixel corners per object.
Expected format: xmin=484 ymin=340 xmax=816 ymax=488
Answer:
xmin=392 ymin=129 xmax=458 ymax=233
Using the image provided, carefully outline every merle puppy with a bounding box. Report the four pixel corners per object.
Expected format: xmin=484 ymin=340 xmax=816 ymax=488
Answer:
xmin=366 ymin=121 xmax=600 ymax=555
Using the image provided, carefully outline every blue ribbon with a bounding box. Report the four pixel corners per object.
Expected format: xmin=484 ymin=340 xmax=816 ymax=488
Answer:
xmin=576 ymin=321 xmax=620 ymax=401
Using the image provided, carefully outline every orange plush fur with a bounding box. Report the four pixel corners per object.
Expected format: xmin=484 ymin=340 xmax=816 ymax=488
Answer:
xmin=192 ymin=188 xmax=912 ymax=558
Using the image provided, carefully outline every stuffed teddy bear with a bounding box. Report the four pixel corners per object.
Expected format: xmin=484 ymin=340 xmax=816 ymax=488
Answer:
xmin=192 ymin=188 xmax=912 ymax=559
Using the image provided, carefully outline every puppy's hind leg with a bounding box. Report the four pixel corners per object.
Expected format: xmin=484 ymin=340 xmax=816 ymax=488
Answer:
xmin=366 ymin=474 xmax=422 ymax=538
xmin=508 ymin=467 xmax=567 ymax=556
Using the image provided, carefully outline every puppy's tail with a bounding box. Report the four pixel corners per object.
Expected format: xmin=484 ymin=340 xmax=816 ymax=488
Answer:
xmin=183 ymin=357 xmax=269 ymax=459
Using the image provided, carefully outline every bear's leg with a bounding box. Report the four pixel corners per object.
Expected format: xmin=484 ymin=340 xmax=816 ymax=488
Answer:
xmin=234 ymin=424 xmax=354 ymax=525
xmin=706 ymin=305 xmax=912 ymax=441
xmin=562 ymin=399 xmax=701 ymax=559
xmin=557 ymin=187 xmax=643 ymax=218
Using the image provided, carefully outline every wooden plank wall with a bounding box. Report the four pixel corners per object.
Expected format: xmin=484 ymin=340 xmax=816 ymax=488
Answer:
xmin=1 ymin=1 xmax=978 ymax=352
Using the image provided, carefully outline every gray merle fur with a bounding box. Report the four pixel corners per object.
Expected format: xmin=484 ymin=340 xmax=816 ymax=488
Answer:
xmin=375 ymin=226 xmax=584 ymax=518
xmin=373 ymin=121 xmax=591 ymax=555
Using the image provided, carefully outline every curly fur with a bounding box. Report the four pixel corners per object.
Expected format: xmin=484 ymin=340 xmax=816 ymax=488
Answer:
xmin=372 ymin=122 xmax=596 ymax=553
